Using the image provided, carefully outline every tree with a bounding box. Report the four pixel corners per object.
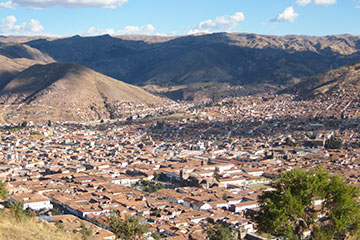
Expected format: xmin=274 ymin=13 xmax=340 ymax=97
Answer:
xmin=208 ymin=159 xmax=215 ymax=165
xmin=54 ymin=221 xmax=64 ymax=231
xmin=151 ymin=232 xmax=162 ymax=240
xmin=0 ymin=180 xmax=8 ymax=201
xmin=256 ymin=168 xmax=360 ymax=240
xmin=9 ymin=201 xmax=34 ymax=222
xmin=325 ymin=136 xmax=342 ymax=149
xmin=222 ymin=193 xmax=228 ymax=201
xmin=214 ymin=167 xmax=221 ymax=182
xmin=153 ymin=172 xmax=159 ymax=180
xmin=206 ymin=223 xmax=235 ymax=240
xmin=21 ymin=121 xmax=27 ymax=128
xmin=79 ymin=222 xmax=92 ymax=240
xmin=285 ymin=137 xmax=296 ymax=147
xmin=107 ymin=212 xmax=149 ymax=240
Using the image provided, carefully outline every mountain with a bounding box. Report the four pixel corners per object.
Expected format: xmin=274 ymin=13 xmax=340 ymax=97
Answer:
xmin=25 ymin=33 xmax=360 ymax=87
xmin=0 ymin=62 xmax=166 ymax=123
xmin=0 ymin=43 xmax=53 ymax=62
xmin=0 ymin=35 xmax=57 ymax=44
xmin=0 ymin=43 xmax=54 ymax=90
xmin=283 ymin=62 xmax=360 ymax=98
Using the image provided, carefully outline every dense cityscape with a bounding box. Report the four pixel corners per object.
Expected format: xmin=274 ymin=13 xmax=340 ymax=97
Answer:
xmin=1 ymin=89 xmax=359 ymax=239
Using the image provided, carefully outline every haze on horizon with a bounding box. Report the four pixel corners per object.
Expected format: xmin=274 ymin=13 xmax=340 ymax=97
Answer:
xmin=0 ymin=0 xmax=359 ymax=37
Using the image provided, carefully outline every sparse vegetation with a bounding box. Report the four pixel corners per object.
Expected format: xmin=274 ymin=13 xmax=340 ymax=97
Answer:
xmin=206 ymin=223 xmax=235 ymax=240
xmin=9 ymin=201 xmax=35 ymax=222
xmin=135 ymin=180 xmax=164 ymax=193
xmin=0 ymin=212 xmax=80 ymax=240
xmin=151 ymin=232 xmax=162 ymax=240
xmin=0 ymin=180 xmax=8 ymax=201
xmin=214 ymin=167 xmax=221 ymax=182
xmin=106 ymin=212 xmax=149 ymax=240
xmin=222 ymin=193 xmax=228 ymax=201
xmin=325 ymin=136 xmax=343 ymax=149
xmin=285 ymin=137 xmax=296 ymax=147
xmin=79 ymin=222 xmax=92 ymax=240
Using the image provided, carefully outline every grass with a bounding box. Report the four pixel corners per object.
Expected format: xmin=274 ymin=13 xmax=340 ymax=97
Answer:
xmin=142 ymin=84 xmax=187 ymax=93
xmin=256 ymin=231 xmax=277 ymax=239
xmin=0 ymin=213 xmax=80 ymax=240
xmin=188 ymin=82 xmax=219 ymax=90
xmin=249 ymin=184 xmax=270 ymax=190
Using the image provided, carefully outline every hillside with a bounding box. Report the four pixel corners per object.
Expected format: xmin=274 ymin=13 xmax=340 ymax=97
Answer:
xmin=0 ymin=44 xmax=54 ymax=90
xmin=25 ymin=33 xmax=360 ymax=87
xmin=0 ymin=44 xmax=53 ymax=62
xmin=0 ymin=214 xmax=80 ymax=240
xmin=0 ymin=62 xmax=166 ymax=123
xmin=283 ymin=62 xmax=360 ymax=98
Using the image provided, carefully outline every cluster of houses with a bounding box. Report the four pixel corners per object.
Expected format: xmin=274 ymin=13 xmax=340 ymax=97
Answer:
xmin=0 ymin=90 xmax=359 ymax=239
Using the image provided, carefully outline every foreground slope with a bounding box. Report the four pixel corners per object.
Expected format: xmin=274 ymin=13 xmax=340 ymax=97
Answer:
xmin=25 ymin=33 xmax=360 ymax=86
xmin=0 ymin=215 xmax=80 ymax=240
xmin=0 ymin=62 xmax=166 ymax=123
xmin=284 ymin=62 xmax=360 ymax=98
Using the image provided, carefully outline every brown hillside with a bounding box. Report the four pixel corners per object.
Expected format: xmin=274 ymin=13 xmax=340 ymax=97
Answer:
xmin=0 ymin=62 xmax=167 ymax=123
xmin=0 ymin=44 xmax=53 ymax=62
xmin=0 ymin=44 xmax=54 ymax=90
xmin=285 ymin=62 xmax=360 ymax=98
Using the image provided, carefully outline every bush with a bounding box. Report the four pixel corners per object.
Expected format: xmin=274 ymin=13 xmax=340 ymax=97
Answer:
xmin=325 ymin=136 xmax=342 ymax=149
xmin=106 ymin=212 xmax=148 ymax=240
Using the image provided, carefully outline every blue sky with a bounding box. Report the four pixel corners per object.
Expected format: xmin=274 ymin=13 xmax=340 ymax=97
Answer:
xmin=0 ymin=0 xmax=359 ymax=36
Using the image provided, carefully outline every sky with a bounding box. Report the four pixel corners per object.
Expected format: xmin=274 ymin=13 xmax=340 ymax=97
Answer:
xmin=0 ymin=0 xmax=359 ymax=37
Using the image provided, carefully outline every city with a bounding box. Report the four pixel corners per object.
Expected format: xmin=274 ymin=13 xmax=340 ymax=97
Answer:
xmin=1 ymin=89 xmax=359 ymax=239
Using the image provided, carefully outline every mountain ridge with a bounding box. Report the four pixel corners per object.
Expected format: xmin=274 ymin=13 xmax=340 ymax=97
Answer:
xmin=24 ymin=33 xmax=360 ymax=87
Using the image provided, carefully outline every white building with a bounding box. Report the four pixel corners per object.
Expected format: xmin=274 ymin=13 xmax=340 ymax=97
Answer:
xmin=10 ymin=193 xmax=53 ymax=211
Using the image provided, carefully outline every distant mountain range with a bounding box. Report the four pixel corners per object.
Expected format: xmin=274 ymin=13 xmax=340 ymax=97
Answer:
xmin=24 ymin=33 xmax=360 ymax=86
xmin=0 ymin=33 xmax=360 ymax=122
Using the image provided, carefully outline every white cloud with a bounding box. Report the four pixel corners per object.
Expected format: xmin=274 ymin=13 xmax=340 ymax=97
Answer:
xmin=26 ymin=19 xmax=44 ymax=32
xmin=188 ymin=12 xmax=245 ymax=34
xmin=117 ymin=24 xmax=155 ymax=35
xmin=295 ymin=0 xmax=312 ymax=6
xmin=156 ymin=30 xmax=177 ymax=36
xmin=85 ymin=24 xmax=155 ymax=36
xmin=0 ymin=15 xmax=44 ymax=35
xmin=313 ymin=0 xmax=336 ymax=5
xmin=295 ymin=0 xmax=337 ymax=6
xmin=87 ymin=27 xmax=115 ymax=36
xmin=0 ymin=1 xmax=16 ymax=8
xmin=11 ymin=0 xmax=128 ymax=9
xmin=272 ymin=6 xmax=299 ymax=23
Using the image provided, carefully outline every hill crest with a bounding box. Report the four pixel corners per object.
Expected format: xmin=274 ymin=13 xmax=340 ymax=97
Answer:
xmin=0 ymin=62 xmax=167 ymax=123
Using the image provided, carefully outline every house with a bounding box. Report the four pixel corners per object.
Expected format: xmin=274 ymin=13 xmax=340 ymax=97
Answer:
xmin=10 ymin=193 xmax=53 ymax=210
xmin=183 ymin=197 xmax=212 ymax=210
xmin=229 ymin=200 xmax=258 ymax=213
